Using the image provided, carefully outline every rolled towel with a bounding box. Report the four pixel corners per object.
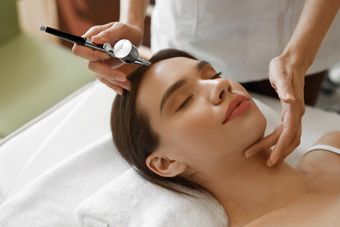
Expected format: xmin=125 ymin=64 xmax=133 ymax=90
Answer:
xmin=76 ymin=168 xmax=229 ymax=227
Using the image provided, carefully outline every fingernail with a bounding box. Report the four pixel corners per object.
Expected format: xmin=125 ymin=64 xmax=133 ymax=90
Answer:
xmin=123 ymin=85 xmax=131 ymax=91
xmin=267 ymin=159 xmax=274 ymax=167
xmin=244 ymin=151 xmax=253 ymax=158
xmin=91 ymin=36 xmax=99 ymax=42
xmin=116 ymin=90 xmax=123 ymax=95
xmin=284 ymin=93 xmax=295 ymax=101
xmin=116 ymin=75 xmax=126 ymax=82
xmin=271 ymin=153 xmax=279 ymax=164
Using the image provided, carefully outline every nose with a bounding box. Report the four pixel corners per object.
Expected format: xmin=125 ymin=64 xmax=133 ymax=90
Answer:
xmin=209 ymin=79 xmax=231 ymax=105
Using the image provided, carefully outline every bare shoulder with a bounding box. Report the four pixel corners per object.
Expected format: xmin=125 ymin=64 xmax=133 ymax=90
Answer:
xmin=244 ymin=193 xmax=340 ymax=227
xmin=297 ymin=131 xmax=340 ymax=193
xmin=314 ymin=131 xmax=340 ymax=148
xmin=297 ymin=131 xmax=340 ymax=173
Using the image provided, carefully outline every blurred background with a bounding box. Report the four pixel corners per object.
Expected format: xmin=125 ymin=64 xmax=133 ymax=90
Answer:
xmin=0 ymin=0 xmax=154 ymax=140
xmin=0 ymin=0 xmax=338 ymax=140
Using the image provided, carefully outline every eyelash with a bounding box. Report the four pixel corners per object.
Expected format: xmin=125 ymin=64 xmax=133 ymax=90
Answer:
xmin=175 ymin=71 xmax=222 ymax=112
xmin=212 ymin=71 xmax=222 ymax=79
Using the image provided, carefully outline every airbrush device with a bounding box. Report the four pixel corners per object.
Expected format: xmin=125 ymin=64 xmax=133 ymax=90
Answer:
xmin=40 ymin=25 xmax=151 ymax=66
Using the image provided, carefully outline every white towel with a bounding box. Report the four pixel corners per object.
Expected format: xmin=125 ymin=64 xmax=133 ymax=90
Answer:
xmin=0 ymin=190 xmax=4 ymax=205
xmin=76 ymin=168 xmax=229 ymax=227
xmin=0 ymin=135 xmax=128 ymax=227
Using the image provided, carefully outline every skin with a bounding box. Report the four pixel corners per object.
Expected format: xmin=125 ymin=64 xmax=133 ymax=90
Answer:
xmin=72 ymin=0 xmax=340 ymax=166
xmin=135 ymin=57 xmax=340 ymax=226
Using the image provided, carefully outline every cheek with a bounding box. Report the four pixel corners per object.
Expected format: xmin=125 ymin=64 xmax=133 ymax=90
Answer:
xmin=175 ymin=109 xmax=214 ymax=141
xmin=167 ymin=106 xmax=236 ymax=162
xmin=168 ymin=107 xmax=222 ymax=153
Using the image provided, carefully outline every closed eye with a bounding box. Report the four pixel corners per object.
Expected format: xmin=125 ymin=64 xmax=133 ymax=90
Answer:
xmin=211 ymin=71 xmax=222 ymax=79
xmin=175 ymin=71 xmax=222 ymax=112
xmin=175 ymin=94 xmax=193 ymax=112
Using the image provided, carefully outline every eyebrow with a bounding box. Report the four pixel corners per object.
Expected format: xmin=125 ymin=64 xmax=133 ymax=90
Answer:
xmin=159 ymin=60 xmax=210 ymax=115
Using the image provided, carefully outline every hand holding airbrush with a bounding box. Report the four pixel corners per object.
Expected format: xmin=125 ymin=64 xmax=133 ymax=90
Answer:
xmin=41 ymin=22 xmax=149 ymax=94
xmin=40 ymin=25 xmax=150 ymax=66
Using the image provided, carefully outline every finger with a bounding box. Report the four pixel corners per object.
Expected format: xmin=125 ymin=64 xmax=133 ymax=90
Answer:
xmin=101 ymin=74 xmax=131 ymax=91
xmin=244 ymin=126 xmax=282 ymax=158
xmin=82 ymin=22 xmax=114 ymax=39
xmin=271 ymin=124 xmax=302 ymax=165
xmin=268 ymin=133 xmax=299 ymax=167
xmin=101 ymin=57 xmax=125 ymax=69
xmin=72 ymin=44 xmax=110 ymax=61
xmin=88 ymin=61 xmax=127 ymax=82
xmin=269 ymin=109 xmax=299 ymax=165
xmin=269 ymin=61 xmax=295 ymax=103
xmin=97 ymin=76 xmax=124 ymax=95
xmin=72 ymin=22 xmax=115 ymax=60
xmin=91 ymin=23 xmax=125 ymax=44
xmin=91 ymin=23 xmax=140 ymax=44
xmin=275 ymin=78 xmax=295 ymax=103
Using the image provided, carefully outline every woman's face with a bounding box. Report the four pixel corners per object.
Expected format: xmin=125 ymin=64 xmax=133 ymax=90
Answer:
xmin=136 ymin=57 xmax=266 ymax=174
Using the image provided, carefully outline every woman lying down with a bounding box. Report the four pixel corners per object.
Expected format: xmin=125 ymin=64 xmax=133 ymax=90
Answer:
xmin=110 ymin=49 xmax=340 ymax=226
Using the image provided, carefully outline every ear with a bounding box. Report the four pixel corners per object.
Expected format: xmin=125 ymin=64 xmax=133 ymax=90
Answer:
xmin=146 ymin=152 xmax=187 ymax=178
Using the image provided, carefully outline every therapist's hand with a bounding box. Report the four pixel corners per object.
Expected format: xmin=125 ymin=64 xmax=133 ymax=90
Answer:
xmin=243 ymin=0 xmax=340 ymax=166
xmin=72 ymin=22 xmax=143 ymax=95
xmin=244 ymin=54 xmax=306 ymax=167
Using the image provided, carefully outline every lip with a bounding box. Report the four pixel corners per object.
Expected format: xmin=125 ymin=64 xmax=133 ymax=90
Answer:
xmin=222 ymin=95 xmax=250 ymax=124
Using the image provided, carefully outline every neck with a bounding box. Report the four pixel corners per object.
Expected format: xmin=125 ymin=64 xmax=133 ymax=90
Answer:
xmin=200 ymin=151 xmax=308 ymax=226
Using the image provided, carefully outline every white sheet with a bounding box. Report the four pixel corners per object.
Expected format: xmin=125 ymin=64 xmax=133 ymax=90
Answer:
xmin=0 ymin=80 xmax=114 ymax=199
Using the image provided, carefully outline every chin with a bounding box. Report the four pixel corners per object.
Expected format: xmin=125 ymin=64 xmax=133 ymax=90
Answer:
xmin=248 ymin=103 xmax=267 ymax=143
xmin=254 ymin=112 xmax=267 ymax=139
xmin=235 ymin=101 xmax=267 ymax=149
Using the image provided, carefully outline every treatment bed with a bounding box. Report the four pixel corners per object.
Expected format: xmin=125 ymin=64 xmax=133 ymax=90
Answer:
xmin=0 ymin=80 xmax=339 ymax=226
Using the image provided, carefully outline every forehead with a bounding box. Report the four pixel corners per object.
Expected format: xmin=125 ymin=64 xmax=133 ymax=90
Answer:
xmin=136 ymin=57 xmax=199 ymax=113
xmin=145 ymin=57 xmax=198 ymax=84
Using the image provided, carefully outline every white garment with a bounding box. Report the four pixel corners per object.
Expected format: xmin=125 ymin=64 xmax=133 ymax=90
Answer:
xmin=151 ymin=0 xmax=340 ymax=82
xmin=304 ymin=144 xmax=340 ymax=156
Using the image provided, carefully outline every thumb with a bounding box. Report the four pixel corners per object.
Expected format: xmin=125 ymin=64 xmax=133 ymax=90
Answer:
xmin=275 ymin=79 xmax=295 ymax=103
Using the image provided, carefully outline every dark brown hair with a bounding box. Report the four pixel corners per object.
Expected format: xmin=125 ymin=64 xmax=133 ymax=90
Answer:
xmin=111 ymin=49 xmax=206 ymax=195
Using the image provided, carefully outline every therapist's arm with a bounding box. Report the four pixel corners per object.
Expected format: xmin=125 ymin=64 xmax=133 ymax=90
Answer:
xmin=280 ymin=0 xmax=340 ymax=72
xmin=72 ymin=0 xmax=150 ymax=95
xmin=120 ymin=0 xmax=150 ymax=32
xmin=244 ymin=0 xmax=340 ymax=167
